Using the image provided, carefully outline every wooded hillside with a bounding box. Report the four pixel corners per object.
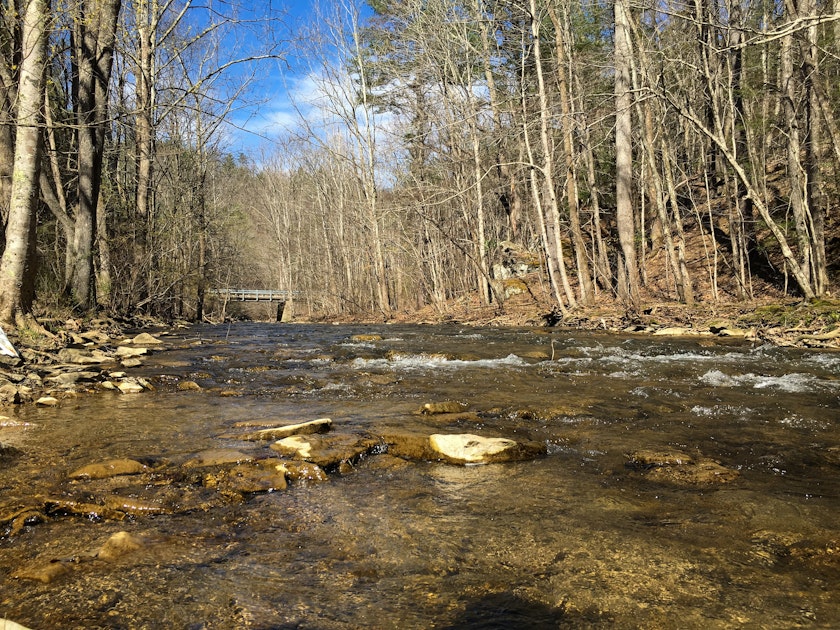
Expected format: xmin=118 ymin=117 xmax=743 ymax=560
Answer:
xmin=0 ymin=0 xmax=837 ymax=328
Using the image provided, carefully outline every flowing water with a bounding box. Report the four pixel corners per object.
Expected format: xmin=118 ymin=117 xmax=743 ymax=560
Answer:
xmin=1 ymin=323 xmax=839 ymax=629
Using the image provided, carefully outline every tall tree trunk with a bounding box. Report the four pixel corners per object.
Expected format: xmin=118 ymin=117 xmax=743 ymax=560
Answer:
xmin=69 ymin=0 xmax=122 ymax=309
xmin=528 ymin=0 xmax=576 ymax=309
xmin=0 ymin=0 xmax=48 ymax=326
xmin=614 ymin=0 xmax=640 ymax=304
xmin=548 ymin=2 xmax=593 ymax=305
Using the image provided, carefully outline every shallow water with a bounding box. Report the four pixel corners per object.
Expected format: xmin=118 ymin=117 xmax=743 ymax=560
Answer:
xmin=1 ymin=323 xmax=838 ymax=628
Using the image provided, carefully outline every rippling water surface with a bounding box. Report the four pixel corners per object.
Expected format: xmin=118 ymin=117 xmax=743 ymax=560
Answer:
xmin=1 ymin=323 xmax=839 ymax=628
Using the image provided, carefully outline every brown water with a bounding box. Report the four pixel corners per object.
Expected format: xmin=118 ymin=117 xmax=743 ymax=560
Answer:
xmin=1 ymin=323 xmax=838 ymax=629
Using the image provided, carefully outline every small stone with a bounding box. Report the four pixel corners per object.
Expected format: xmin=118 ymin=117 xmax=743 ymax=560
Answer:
xmin=97 ymin=531 xmax=146 ymax=561
xmin=35 ymin=396 xmax=60 ymax=407
xmin=177 ymin=381 xmax=202 ymax=391
xmin=13 ymin=561 xmax=70 ymax=584
xmin=117 ymin=382 xmax=144 ymax=394
xmin=350 ymin=334 xmax=382 ymax=342
xmin=121 ymin=358 xmax=143 ymax=368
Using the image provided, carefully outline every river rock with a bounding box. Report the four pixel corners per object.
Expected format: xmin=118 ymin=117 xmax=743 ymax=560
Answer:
xmin=350 ymin=334 xmax=382 ymax=342
xmin=645 ymin=459 xmax=740 ymax=485
xmin=273 ymin=460 xmax=329 ymax=483
xmin=177 ymin=380 xmax=202 ymax=391
xmin=57 ymin=348 xmax=111 ymax=364
xmin=117 ymin=381 xmax=144 ymax=394
xmin=13 ymin=560 xmax=71 ymax=583
xmin=241 ymin=418 xmax=332 ymax=441
xmin=270 ymin=433 xmax=380 ymax=469
xmin=420 ymin=401 xmax=469 ymax=415
xmin=652 ymin=327 xmax=698 ymax=337
xmin=0 ymin=443 xmax=23 ymax=463
xmin=203 ymin=462 xmax=288 ymax=494
xmin=70 ymin=458 xmax=150 ymax=480
xmin=626 ymin=449 xmax=695 ymax=468
xmin=0 ymin=383 xmax=21 ymax=404
xmin=97 ymin=531 xmax=147 ymax=561
xmin=46 ymin=370 xmax=101 ymax=386
xmin=627 ymin=449 xmax=739 ymax=485
xmin=429 ymin=433 xmax=544 ymax=464
xmin=0 ymin=619 xmax=33 ymax=630
xmin=35 ymin=396 xmax=60 ymax=407
xmin=184 ymin=449 xmax=254 ymax=467
xmin=132 ymin=332 xmax=163 ymax=345
xmin=121 ymin=358 xmax=143 ymax=368
xmin=116 ymin=346 xmax=148 ymax=358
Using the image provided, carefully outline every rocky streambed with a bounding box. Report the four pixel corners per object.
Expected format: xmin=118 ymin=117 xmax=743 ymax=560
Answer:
xmin=1 ymin=322 xmax=838 ymax=628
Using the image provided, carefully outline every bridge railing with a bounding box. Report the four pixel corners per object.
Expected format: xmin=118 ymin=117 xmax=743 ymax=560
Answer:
xmin=208 ymin=288 xmax=298 ymax=302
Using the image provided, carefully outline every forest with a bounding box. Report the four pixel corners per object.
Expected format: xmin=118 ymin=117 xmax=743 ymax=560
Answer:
xmin=0 ymin=0 xmax=837 ymax=330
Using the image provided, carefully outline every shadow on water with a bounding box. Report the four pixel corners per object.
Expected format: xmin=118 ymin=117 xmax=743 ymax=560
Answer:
xmin=441 ymin=591 xmax=572 ymax=629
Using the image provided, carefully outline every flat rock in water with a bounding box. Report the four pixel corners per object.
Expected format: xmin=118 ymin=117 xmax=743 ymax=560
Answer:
xmin=70 ymin=458 xmax=149 ymax=480
xmin=645 ymin=459 xmax=740 ymax=485
xmin=241 ymin=418 xmax=332 ymax=441
xmin=420 ymin=401 xmax=469 ymax=415
xmin=132 ymin=332 xmax=163 ymax=345
xmin=35 ymin=396 xmax=60 ymax=407
xmin=203 ymin=462 xmax=288 ymax=494
xmin=117 ymin=381 xmax=144 ymax=394
xmin=116 ymin=346 xmax=148 ymax=358
xmin=0 ymin=619 xmax=33 ymax=630
xmin=429 ymin=433 xmax=544 ymax=464
xmin=184 ymin=449 xmax=254 ymax=468
xmin=270 ymin=433 xmax=379 ymax=469
xmin=626 ymin=449 xmax=695 ymax=469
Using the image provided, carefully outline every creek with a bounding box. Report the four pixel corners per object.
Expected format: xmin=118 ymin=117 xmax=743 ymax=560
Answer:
xmin=1 ymin=323 xmax=839 ymax=628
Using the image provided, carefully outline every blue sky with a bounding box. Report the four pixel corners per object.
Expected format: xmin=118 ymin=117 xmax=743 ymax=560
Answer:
xmin=220 ymin=0 xmax=375 ymax=158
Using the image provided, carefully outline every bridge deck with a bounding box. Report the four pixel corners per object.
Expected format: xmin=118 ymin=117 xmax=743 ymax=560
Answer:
xmin=209 ymin=289 xmax=295 ymax=302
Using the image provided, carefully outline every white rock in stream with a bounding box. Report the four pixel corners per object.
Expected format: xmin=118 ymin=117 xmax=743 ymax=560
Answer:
xmin=429 ymin=433 xmax=517 ymax=464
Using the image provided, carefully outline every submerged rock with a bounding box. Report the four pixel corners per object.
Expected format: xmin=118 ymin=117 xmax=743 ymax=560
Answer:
xmin=202 ymin=462 xmax=288 ymax=494
xmin=184 ymin=449 xmax=254 ymax=468
xmin=627 ymin=449 xmax=739 ymax=485
xmin=97 ymin=531 xmax=147 ymax=561
xmin=69 ymin=458 xmax=150 ymax=480
xmin=13 ymin=561 xmax=71 ymax=584
xmin=626 ymin=449 xmax=695 ymax=469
